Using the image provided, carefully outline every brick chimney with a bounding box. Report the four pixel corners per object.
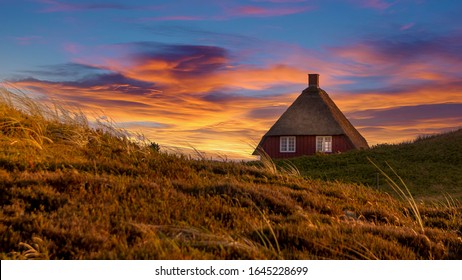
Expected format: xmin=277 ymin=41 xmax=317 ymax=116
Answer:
xmin=308 ymin=74 xmax=319 ymax=88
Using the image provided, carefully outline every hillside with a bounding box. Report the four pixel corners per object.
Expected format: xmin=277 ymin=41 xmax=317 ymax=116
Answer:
xmin=284 ymin=129 xmax=462 ymax=202
xmin=1 ymin=88 xmax=461 ymax=259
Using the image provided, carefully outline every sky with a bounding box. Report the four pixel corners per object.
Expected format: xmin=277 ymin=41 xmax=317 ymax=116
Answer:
xmin=1 ymin=0 xmax=462 ymax=159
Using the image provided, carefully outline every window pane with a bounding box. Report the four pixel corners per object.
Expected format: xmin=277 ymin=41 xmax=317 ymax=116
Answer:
xmin=316 ymin=137 xmax=323 ymax=152
xmin=288 ymin=137 xmax=295 ymax=151
xmin=280 ymin=137 xmax=287 ymax=152
xmin=316 ymin=136 xmax=332 ymax=152
xmin=324 ymin=136 xmax=332 ymax=152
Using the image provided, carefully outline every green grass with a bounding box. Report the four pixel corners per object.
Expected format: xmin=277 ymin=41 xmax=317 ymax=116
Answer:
xmin=283 ymin=129 xmax=462 ymax=202
xmin=1 ymin=86 xmax=461 ymax=259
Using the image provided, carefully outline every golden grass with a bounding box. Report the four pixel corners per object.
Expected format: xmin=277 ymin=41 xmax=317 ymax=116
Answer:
xmin=368 ymin=158 xmax=425 ymax=234
xmin=1 ymin=86 xmax=461 ymax=260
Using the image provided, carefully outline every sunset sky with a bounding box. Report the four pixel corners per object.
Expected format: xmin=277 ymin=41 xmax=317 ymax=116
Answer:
xmin=1 ymin=0 xmax=461 ymax=159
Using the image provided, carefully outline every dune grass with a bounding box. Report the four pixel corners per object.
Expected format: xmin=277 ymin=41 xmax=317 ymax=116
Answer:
xmin=0 ymin=86 xmax=461 ymax=259
xmin=367 ymin=158 xmax=425 ymax=234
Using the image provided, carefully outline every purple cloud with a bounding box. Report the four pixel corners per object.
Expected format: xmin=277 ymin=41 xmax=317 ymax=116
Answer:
xmin=400 ymin=22 xmax=415 ymax=31
xmin=14 ymin=36 xmax=43 ymax=46
xmin=231 ymin=5 xmax=312 ymax=17
xmin=14 ymin=43 xmax=233 ymax=97
xmin=66 ymin=73 xmax=155 ymax=90
xmin=137 ymin=1 xmax=313 ymax=22
xmin=201 ymin=91 xmax=242 ymax=103
xmin=331 ymin=31 xmax=462 ymax=66
xmin=21 ymin=63 xmax=104 ymax=79
xmin=118 ymin=121 xmax=172 ymax=129
xmin=144 ymin=25 xmax=257 ymax=48
xmin=131 ymin=43 xmax=230 ymax=79
xmin=350 ymin=0 xmax=395 ymax=10
xmin=349 ymin=103 xmax=462 ymax=127
xmin=329 ymin=30 xmax=462 ymax=93
xmin=252 ymin=0 xmax=308 ymax=3
xmin=35 ymin=0 xmax=156 ymax=13
xmin=16 ymin=71 xmax=157 ymax=96
xmin=62 ymin=42 xmax=84 ymax=54
xmin=368 ymin=33 xmax=462 ymax=63
xmin=140 ymin=16 xmax=206 ymax=22
xmin=246 ymin=106 xmax=287 ymax=119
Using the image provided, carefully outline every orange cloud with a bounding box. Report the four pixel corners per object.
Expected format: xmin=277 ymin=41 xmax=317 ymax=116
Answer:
xmin=9 ymin=38 xmax=462 ymax=159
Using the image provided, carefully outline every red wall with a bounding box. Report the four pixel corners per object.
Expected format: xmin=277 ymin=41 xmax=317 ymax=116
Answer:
xmin=261 ymin=135 xmax=354 ymax=159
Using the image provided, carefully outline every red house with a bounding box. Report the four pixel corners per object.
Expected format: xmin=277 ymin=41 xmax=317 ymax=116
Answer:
xmin=253 ymin=74 xmax=369 ymax=159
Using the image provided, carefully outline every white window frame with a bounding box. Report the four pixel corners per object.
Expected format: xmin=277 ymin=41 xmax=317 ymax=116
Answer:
xmin=316 ymin=136 xmax=332 ymax=153
xmin=280 ymin=136 xmax=296 ymax=153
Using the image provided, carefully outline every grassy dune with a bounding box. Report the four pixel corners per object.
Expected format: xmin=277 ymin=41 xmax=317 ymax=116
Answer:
xmin=284 ymin=129 xmax=462 ymax=202
xmin=1 ymin=87 xmax=461 ymax=259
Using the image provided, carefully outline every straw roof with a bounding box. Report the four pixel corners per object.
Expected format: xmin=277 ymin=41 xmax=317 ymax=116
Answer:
xmin=254 ymin=85 xmax=369 ymax=153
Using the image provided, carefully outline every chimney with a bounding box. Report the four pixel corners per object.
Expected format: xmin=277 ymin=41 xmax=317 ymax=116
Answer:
xmin=308 ymin=73 xmax=319 ymax=88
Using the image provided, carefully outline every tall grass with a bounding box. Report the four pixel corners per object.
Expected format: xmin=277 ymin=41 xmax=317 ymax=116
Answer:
xmin=18 ymin=237 xmax=49 ymax=260
xmin=368 ymin=158 xmax=425 ymax=234
xmin=0 ymin=86 xmax=53 ymax=149
xmin=254 ymin=146 xmax=300 ymax=178
xmin=432 ymin=193 xmax=461 ymax=227
xmin=248 ymin=198 xmax=281 ymax=257
xmin=254 ymin=146 xmax=279 ymax=175
xmin=0 ymin=113 xmax=52 ymax=149
xmin=0 ymin=83 xmax=151 ymax=153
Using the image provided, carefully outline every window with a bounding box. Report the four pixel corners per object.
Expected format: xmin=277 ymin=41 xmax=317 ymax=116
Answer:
xmin=316 ymin=136 xmax=332 ymax=153
xmin=280 ymin=136 xmax=296 ymax=152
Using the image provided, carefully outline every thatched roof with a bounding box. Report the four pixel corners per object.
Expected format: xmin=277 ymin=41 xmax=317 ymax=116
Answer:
xmin=254 ymin=81 xmax=369 ymax=154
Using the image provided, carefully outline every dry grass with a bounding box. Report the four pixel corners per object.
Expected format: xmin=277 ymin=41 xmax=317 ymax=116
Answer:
xmin=254 ymin=146 xmax=301 ymax=178
xmin=368 ymin=158 xmax=425 ymax=233
xmin=1 ymin=86 xmax=461 ymax=259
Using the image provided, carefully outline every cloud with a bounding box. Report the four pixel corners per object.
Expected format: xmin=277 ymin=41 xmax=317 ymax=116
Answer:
xmin=13 ymin=61 xmax=161 ymax=111
xmin=17 ymin=72 xmax=157 ymax=96
xmin=117 ymin=121 xmax=173 ymax=129
xmin=338 ymin=102 xmax=462 ymax=146
xmin=67 ymin=73 xmax=155 ymax=90
xmin=328 ymin=31 xmax=462 ymax=95
xmin=62 ymin=43 xmax=84 ymax=54
xmin=200 ymin=91 xmax=242 ymax=103
xmin=144 ymin=25 xmax=262 ymax=53
xmin=321 ymin=31 xmax=462 ymax=145
xmin=107 ymin=42 xmax=307 ymax=96
xmin=20 ymin=63 xmax=104 ymax=80
xmin=133 ymin=44 xmax=229 ymax=77
xmin=400 ymin=22 xmax=415 ymax=31
xmin=140 ymin=16 xmax=206 ymax=22
xmin=136 ymin=1 xmax=313 ymax=22
xmin=246 ymin=106 xmax=288 ymax=119
xmin=10 ymin=37 xmax=462 ymax=158
xmin=10 ymin=42 xmax=307 ymax=158
xmin=371 ymin=33 xmax=462 ymax=64
xmin=358 ymin=125 xmax=461 ymax=146
xmin=350 ymin=0 xmax=395 ymax=10
xmin=14 ymin=36 xmax=43 ymax=46
xmin=252 ymin=0 xmax=308 ymax=3
xmin=231 ymin=5 xmax=311 ymax=17
xmin=35 ymin=0 xmax=144 ymax=13
xmin=349 ymin=103 xmax=462 ymax=127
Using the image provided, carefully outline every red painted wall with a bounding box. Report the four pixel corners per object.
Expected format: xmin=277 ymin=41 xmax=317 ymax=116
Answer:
xmin=261 ymin=135 xmax=355 ymax=159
